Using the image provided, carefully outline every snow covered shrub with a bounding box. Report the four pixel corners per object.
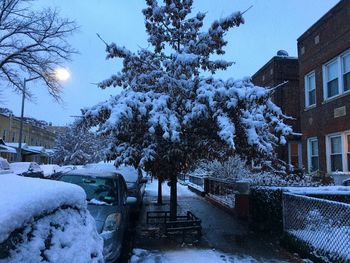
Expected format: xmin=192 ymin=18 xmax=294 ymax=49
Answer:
xmin=308 ymin=170 xmax=334 ymax=185
xmin=198 ymin=156 xmax=249 ymax=180
xmin=194 ymin=156 xmax=317 ymax=187
xmin=249 ymin=187 xmax=284 ymax=233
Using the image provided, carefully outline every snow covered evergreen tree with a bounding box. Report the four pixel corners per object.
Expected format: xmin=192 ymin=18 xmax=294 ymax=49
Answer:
xmin=82 ymin=0 xmax=293 ymax=219
xmin=53 ymin=122 xmax=106 ymax=165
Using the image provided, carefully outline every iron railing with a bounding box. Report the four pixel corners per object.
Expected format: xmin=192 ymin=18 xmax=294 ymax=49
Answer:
xmin=188 ymin=174 xmax=205 ymax=191
xmin=282 ymin=193 xmax=350 ymax=262
xmin=206 ymin=177 xmax=238 ymax=208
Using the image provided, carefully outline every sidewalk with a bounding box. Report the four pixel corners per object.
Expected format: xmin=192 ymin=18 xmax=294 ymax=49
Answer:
xmin=130 ymin=180 xmax=302 ymax=263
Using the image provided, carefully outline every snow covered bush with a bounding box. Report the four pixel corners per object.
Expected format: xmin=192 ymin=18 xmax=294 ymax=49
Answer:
xmin=81 ymin=0 xmax=293 ymax=217
xmin=53 ymin=121 xmax=107 ymax=165
xmin=194 ymin=156 xmax=317 ymax=187
xmin=0 ymin=174 xmax=103 ymax=263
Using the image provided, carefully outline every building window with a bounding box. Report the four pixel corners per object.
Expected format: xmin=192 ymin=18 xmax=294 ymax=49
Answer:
xmin=343 ymin=52 xmax=350 ymax=92
xmin=12 ymin=132 xmax=16 ymax=142
xmin=307 ymin=138 xmax=319 ymax=172
xmin=305 ymin=71 xmax=316 ymax=107
xmin=329 ymin=135 xmax=343 ymax=172
xmin=323 ymin=49 xmax=350 ymax=100
xmin=288 ymin=142 xmax=301 ymax=169
xmin=347 ymin=134 xmax=350 ymax=172
xmin=2 ymin=130 xmax=7 ymax=141
xmin=324 ymin=60 xmax=339 ymax=98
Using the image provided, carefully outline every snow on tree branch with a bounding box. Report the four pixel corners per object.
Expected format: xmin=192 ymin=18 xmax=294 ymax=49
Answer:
xmin=83 ymin=0 xmax=293 ymax=179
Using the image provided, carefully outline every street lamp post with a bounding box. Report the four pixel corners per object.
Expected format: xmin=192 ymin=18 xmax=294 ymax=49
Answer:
xmin=17 ymin=69 xmax=70 ymax=162
xmin=17 ymin=76 xmax=40 ymax=161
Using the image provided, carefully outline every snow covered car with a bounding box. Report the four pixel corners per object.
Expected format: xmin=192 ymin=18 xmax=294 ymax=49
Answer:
xmin=0 ymin=173 xmax=103 ymax=263
xmin=84 ymin=163 xmax=147 ymax=212
xmin=40 ymin=164 xmax=61 ymax=178
xmin=0 ymin=158 xmax=11 ymax=175
xmin=9 ymin=162 xmax=44 ymax=178
xmin=59 ymin=168 xmax=136 ymax=262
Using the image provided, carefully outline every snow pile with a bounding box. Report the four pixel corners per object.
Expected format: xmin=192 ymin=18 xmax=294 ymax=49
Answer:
xmin=40 ymin=164 xmax=60 ymax=178
xmin=130 ymin=248 xmax=286 ymax=263
xmin=0 ymin=174 xmax=103 ymax=262
xmin=0 ymin=173 xmax=85 ymax=242
xmin=6 ymin=207 xmax=104 ymax=263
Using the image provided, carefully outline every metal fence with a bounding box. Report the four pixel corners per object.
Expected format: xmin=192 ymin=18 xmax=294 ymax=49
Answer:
xmin=282 ymin=193 xmax=350 ymax=262
xmin=188 ymin=174 xmax=205 ymax=191
xmin=206 ymin=177 xmax=237 ymax=208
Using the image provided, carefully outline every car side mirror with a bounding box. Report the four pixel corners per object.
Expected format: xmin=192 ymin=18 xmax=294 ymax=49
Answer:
xmin=140 ymin=178 xmax=148 ymax=184
xmin=125 ymin=197 xmax=137 ymax=205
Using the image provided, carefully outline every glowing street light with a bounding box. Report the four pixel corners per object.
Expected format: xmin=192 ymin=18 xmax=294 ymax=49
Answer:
xmin=17 ymin=68 xmax=70 ymax=161
xmin=54 ymin=68 xmax=70 ymax=81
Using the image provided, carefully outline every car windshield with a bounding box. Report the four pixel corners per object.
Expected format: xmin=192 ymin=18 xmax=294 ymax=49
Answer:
xmin=60 ymin=175 xmax=118 ymax=205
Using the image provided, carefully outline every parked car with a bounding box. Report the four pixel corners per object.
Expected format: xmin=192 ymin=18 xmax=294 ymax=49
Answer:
xmin=39 ymin=164 xmax=61 ymax=178
xmin=0 ymin=173 xmax=103 ymax=262
xmin=58 ymin=168 xmax=136 ymax=262
xmin=0 ymin=158 xmax=11 ymax=174
xmin=9 ymin=162 xmax=44 ymax=178
xmin=84 ymin=163 xmax=147 ymax=212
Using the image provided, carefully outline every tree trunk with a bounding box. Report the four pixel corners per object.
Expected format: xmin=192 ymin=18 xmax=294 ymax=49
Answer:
xmin=170 ymin=173 xmax=177 ymax=220
xmin=157 ymin=178 xmax=163 ymax=205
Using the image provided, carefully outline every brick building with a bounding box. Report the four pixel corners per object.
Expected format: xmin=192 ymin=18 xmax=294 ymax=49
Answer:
xmin=298 ymin=0 xmax=350 ymax=184
xmin=252 ymin=53 xmax=301 ymax=169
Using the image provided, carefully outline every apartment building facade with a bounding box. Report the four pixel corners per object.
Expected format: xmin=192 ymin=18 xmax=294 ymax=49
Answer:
xmin=252 ymin=53 xmax=301 ymax=169
xmin=0 ymin=109 xmax=56 ymax=162
xmin=298 ymin=0 xmax=350 ymax=183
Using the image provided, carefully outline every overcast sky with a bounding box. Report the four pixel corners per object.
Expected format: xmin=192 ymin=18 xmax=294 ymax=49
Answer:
xmin=1 ymin=0 xmax=339 ymax=125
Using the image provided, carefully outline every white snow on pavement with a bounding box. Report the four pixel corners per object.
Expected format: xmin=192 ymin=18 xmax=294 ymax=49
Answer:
xmin=145 ymin=179 xmax=195 ymax=198
xmin=130 ymin=248 xmax=287 ymax=263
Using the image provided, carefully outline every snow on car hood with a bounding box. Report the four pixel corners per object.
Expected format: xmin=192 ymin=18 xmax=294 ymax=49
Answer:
xmin=0 ymin=173 xmax=86 ymax=242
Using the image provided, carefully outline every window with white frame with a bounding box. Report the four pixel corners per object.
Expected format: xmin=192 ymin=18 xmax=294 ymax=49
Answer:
xmin=305 ymin=71 xmax=316 ymax=107
xmin=323 ymin=49 xmax=350 ymax=100
xmin=324 ymin=60 xmax=339 ymax=98
xmin=308 ymin=138 xmax=319 ymax=172
xmin=343 ymin=52 xmax=350 ymax=92
xmin=329 ymin=135 xmax=343 ymax=172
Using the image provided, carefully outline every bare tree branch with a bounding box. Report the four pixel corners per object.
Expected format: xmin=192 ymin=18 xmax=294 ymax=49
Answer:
xmin=0 ymin=0 xmax=77 ymax=100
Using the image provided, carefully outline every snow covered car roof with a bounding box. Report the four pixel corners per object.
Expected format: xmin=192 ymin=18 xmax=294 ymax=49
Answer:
xmin=0 ymin=173 xmax=86 ymax=243
xmin=84 ymin=163 xmax=140 ymax=182
xmin=9 ymin=162 xmax=42 ymax=175
xmin=65 ymin=168 xmax=121 ymax=179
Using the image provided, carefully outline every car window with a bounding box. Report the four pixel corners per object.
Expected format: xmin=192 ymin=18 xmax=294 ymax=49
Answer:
xmin=60 ymin=175 xmax=118 ymax=204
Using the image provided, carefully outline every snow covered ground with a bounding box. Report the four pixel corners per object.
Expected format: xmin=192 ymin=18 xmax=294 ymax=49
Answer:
xmin=130 ymin=248 xmax=288 ymax=263
xmin=145 ymin=179 xmax=195 ymax=198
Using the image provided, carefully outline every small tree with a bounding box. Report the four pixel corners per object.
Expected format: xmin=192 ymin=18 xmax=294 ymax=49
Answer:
xmin=53 ymin=122 xmax=106 ymax=165
xmin=0 ymin=0 xmax=77 ymax=99
xmin=82 ymin=0 xmax=292 ymax=219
